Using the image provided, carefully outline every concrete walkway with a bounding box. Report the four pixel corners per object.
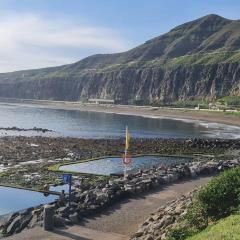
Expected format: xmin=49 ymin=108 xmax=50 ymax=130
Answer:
xmin=5 ymin=226 xmax=128 ymax=240
xmin=6 ymin=176 xmax=212 ymax=240
xmin=79 ymin=176 xmax=212 ymax=236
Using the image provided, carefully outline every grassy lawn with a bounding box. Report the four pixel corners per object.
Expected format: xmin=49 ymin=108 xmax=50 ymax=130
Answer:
xmin=224 ymin=111 xmax=240 ymax=117
xmin=186 ymin=215 xmax=240 ymax=240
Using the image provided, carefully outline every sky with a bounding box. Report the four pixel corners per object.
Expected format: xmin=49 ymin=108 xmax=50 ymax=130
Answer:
xmin=0 ymin=0 xmax=239 ymax=73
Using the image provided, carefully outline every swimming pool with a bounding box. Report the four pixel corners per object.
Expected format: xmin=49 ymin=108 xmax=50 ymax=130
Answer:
xmin=0 ymin=186 xmax=58 ymax=216
xmin=59 ymin=155 xmax=191 ymax=175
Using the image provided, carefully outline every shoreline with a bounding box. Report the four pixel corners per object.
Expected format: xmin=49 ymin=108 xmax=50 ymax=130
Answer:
xmin=1 ymin=99 xmax=240 ymax=128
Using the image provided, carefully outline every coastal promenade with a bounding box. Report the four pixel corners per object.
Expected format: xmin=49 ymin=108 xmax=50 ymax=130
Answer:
xmin=6 ymin=176 xmax=211 ymax=240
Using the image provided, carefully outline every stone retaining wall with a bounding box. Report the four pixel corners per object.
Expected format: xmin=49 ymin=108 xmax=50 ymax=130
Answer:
xmin=130 ymin=191 xmax=196 ymax=240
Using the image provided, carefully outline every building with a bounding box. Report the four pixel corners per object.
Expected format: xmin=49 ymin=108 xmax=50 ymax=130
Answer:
xmin=88 ymin=98 xmax=115 ymax=104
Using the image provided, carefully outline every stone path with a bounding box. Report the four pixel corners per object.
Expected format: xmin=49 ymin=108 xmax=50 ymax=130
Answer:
xmin=6 ymin=176 xmax=212 ymax=240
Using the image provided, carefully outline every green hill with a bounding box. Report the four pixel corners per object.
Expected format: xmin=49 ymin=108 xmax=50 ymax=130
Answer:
xmin=0 ymin=14 xmax=239 ymax=102
xmin=186 ymin=214 xmax=240 ymax=240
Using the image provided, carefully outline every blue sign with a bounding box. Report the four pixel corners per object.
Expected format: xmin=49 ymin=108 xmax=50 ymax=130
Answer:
xmin=62 ymin=174 xmax=72 ymax=184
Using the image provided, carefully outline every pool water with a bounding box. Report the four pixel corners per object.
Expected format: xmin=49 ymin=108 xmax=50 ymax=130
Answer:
xmin=59 ymin=155 xmax=191 ymax=175
xmin=0 ymin=186 xmax=58 ymax=216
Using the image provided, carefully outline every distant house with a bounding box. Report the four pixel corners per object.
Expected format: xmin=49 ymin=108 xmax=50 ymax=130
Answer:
xmin=209 ymin=103 xmax=219 ymax=110
xmin=88 ymin=98 xmax=115 ymax=104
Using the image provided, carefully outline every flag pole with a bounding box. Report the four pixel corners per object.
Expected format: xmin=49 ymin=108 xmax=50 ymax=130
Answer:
xmin=124 ymin=126 xmax=128 ymax=179
xmin=124 ymin=149 xmax=127 ymax=180
xmin=68 ymin=174 xmax=72 ymax=206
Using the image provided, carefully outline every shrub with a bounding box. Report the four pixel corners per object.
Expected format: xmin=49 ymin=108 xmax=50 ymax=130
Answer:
xmin=197 ymin=167 xmax=240 ymax=220
xmin=185 ymin=200 xmax=208 ymax=230
xmin=218 ymin=96 xmax=240 ymax=106
xmin=167 ymin=168 xmax=240 ymax=240
xmin=167 ymin=226 xmax=194 ymax=240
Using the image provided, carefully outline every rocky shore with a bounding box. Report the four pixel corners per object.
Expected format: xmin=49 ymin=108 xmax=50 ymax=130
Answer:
xmin=0 ymin=127 xmax=52 ymax=133
xmin=0 ymin=137 xmax=239 ymax=189
xmin=1 ymin=155 xmax=240 ymax=238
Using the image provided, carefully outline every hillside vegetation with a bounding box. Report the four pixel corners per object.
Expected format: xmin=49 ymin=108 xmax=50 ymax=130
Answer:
xmin=186 ymin=214 xmax=240 ymax=240
xmin=167 ymin=167 xmax=240 ymax=240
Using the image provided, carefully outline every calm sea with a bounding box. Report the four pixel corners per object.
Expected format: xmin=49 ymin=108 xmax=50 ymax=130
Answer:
xmin=0 ymin=103 xmax=239 ymax=139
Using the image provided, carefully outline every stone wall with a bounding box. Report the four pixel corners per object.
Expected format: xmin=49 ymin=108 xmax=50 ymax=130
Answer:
xmin=130 ymin=191 xmax=196 ymax=240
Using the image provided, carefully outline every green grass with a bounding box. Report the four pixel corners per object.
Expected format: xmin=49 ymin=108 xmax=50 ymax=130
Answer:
xmin=92 ymin=51 xmax=240 ymax=72
xmin=186 ymin=215 xmax=240 ymax=240
xmin=170 ymin=100 xmax=209 ymax=108
xmin=0 ymin=171 xmax=10 ymax=177
xmin=32 ymin=50 xmax=240 ymax=78
xmin=224 ymin=111 xmax=240 ymax=117
xmin=218 ymin=96 xmax=240 ymax=107
xmin=167 ymin=51 xmax=240 ymax=67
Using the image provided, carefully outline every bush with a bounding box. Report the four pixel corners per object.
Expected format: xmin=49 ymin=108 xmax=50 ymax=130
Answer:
xmin=168 ymin=168 xmax=240 ymax=240
xmin=167 ymin=226 xmax=194 ymax=240
xmin=185 ymin=201 xmax=208 ymax=230
xmin=218 ymin=96 xmax=240 ymax=106
xmin=197 ymin=167 xmax=240 ymax=220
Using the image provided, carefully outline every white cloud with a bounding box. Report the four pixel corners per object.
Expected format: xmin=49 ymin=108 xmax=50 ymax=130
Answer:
xmin=0 ymin=13 xmax=130 ymax=73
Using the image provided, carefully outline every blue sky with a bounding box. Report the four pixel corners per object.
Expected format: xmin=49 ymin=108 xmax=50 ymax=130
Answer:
xmin=0 ymin=0 xmax=239 ymax=72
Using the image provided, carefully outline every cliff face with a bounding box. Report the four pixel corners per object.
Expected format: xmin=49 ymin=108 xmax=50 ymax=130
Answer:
xmin=0 ymin=14 xmax=240 ymax=102
xmin=0 ymin=62 xmax=239 ymax=102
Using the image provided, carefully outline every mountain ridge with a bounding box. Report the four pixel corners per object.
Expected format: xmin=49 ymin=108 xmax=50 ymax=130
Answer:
xmin=0 ymin=14 xmax=239 ymax=103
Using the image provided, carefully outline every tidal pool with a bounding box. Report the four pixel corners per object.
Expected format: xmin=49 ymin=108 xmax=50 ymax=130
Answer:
xmin=0 ymin=186 xmax=58 ymax=216
xmin=59 ymin=155 xmax=191 ymax=176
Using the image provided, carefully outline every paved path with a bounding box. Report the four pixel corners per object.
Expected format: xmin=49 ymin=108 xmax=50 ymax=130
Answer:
xmin=5 ymin=226 xmax=127 ymax=240
xmin=79 ymin=176 xmax=212 ymax=236
xmin=6 ymin=176 xmax=212 ymax=240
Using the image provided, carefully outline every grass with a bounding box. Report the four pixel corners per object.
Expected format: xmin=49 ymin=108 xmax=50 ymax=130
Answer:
xmin=167 ymin=51 xmax=240 ymax=67
xmin=218 ymin=96 xmax=240 ymax=107
xmin=168 ymin=100 xmax=209 ymax=108
xmin=32 ymin=50 xmax=240 ymax=78
xmin=0 ymin=171 xmax=10 ymax=177
xmin=186 ymin=215 xmax=240 ymax=240
xmin=224 ymin=111 xmax=240 ymax=117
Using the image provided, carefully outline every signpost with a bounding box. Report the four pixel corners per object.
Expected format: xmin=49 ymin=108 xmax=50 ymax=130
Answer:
xmin=62 ymin=173 xmax=72 ymax=206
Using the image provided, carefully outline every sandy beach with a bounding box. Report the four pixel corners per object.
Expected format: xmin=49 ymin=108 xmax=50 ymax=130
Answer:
xmin=1 ymin=99 xmax=240 ymax=127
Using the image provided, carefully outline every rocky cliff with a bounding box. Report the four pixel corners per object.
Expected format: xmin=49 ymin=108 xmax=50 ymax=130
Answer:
xmin=0 ymin=14 xmax=240 ymax=102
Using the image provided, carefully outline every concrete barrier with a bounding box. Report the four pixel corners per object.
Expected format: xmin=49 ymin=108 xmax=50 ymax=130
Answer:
xmin=43 ymin=205 xmax=55 ymax=231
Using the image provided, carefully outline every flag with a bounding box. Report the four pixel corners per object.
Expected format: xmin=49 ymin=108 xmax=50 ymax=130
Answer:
xmin=125 ymin=126 xmax=130 ymax=150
